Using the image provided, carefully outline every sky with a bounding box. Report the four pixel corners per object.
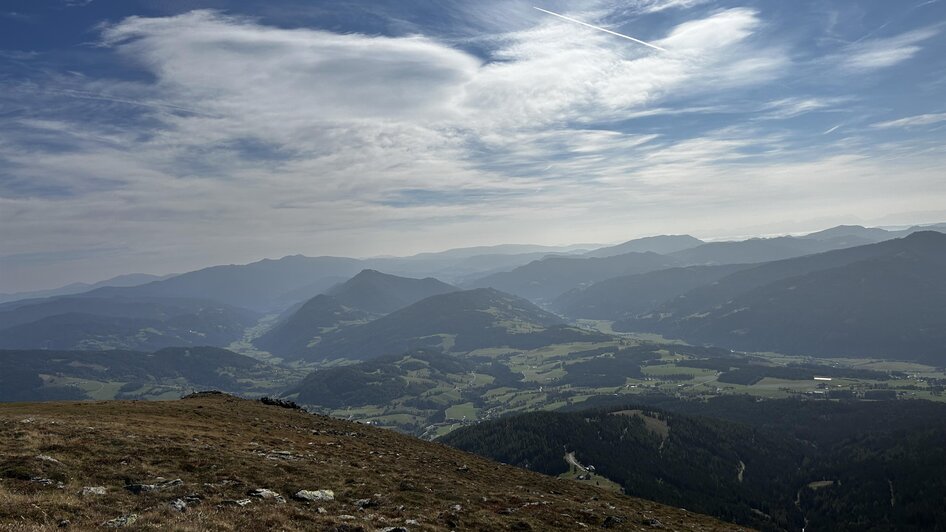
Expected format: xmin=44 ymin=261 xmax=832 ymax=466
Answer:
xmin=1 ymin=0 xmax=945 ymax=292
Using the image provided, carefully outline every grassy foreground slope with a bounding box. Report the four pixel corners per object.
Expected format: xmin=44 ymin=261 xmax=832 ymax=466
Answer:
xmin=0 ymin=394 xmax=740 ymax=531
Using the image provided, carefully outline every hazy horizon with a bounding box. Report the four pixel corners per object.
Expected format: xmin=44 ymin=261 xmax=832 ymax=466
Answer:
xmin=4 ymin=219 xmax=945 ymax=294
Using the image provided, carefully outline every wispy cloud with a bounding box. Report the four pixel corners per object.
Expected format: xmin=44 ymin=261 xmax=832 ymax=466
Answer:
xmin=841 ymin=27 xmax=939 ymax=71
xmin=759 ymin=97 xmax=850 ymax=120
xmin=872 ymin=112 xmax=946 ymax=129
xmin=630 ymin=0 xmax=713 ymax=15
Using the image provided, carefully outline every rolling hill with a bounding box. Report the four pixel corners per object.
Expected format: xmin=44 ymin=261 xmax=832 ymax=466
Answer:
xmin=252 ymin=295 xmax=370 ymax=358
xmin=619 ymin=232 xmax=946 ymax=361
xmin=468 ymin=252 xmax=680 ymax=302
xmin=0 ymin=394 xmax=737 ymax=530
xmin=295 ymin=288 xmax=608 ymax=361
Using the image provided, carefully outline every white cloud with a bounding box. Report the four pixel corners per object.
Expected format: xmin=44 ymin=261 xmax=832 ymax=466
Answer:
xmin=759 ymin=97 xmax=850 ymax=120
xmin=2 ymin=5 xmax=945 ymax=291
xmin=872 ymin=112 xmax=946 ymax=129
xmin=841 ymin=28 xmax=938 ymax=71
xmin=629 ymin=0 xmax=713 ymax=14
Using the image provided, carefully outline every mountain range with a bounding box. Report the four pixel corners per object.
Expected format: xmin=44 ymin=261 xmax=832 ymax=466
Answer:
xmin=2 ymin=223 xmax=945 ymax=363
xmin=619 ymin=231 xmax=946 ymax=360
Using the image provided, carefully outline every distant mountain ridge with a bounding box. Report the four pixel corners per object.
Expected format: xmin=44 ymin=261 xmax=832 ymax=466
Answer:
xmin=0 ymin=273 xmax=173 ymax=305
xmin=582 ymin=234 xmax=704 ymax=258
xmin=618 ymin=232 xmax=946 ymax=361
xmin=468 ymin=251 xmax=680 ymax=302
xmin=325 ymin=269 xmax=458 ymax=315
xmin=553 ymin=263 xmax=753 ymax=320
xmin=89 ymin=255 xmax=364 ymax=312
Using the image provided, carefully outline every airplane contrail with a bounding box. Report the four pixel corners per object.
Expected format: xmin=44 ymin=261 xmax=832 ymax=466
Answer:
xmin=533 ymin=6 xmax=668 ymax=53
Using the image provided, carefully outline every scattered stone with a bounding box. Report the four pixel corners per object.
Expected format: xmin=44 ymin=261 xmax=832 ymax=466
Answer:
xmin=405 ymin=519 xmax=420 ymax=525
xmin=602 ymin=515 xmax=626 ymax=528
xmin=248 ymin=488 xmax=286 ymax=503
xmin=35 ymin=455 xmax=62 ymax=465
xmin=57 ymin=520 xmax=70 ymax=528
xmin=450 ymin=504 xmax=462 ymax=512
xmin=221 ymin=499 xmax=253 ymax=507
xmin=641 ymin=516 xmax=664 ymax=528
xmin=125 ymin=478 xmax=183 ymax=494
xmin=456 ymin=464 xmax=470 ymax=472
xmin=81 ymin=486 xmax=107 ymax=496
xmin=265 ymin=450 xmax=298 ymax=461
xmin=354 ymin=497 xmax=379 ymax=509
xmin=337 ymin=514 xmax=357 ymax=520
xmin=103 ymin=514 xmax=138 ymax=528
xmin=184 ymin=494 xmax=203 ymax=505
xmin=294 ymin=489 xmax=335 ymax=502
xmin=170 ymin=499 xmax=187 ymax=513
xmin=317 ymin=507 xmax=328 ymax=514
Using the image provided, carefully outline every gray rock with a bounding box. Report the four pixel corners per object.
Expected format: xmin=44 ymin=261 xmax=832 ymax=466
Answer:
xmin=103 ymin=514 xmax=138 ymax=528
xmin=248 ymin=488 xmax=286 ymax=503
xmin=293 ymin=489 xmax=335 ymax=502
xmin=80 ymin=486 xmax=107 ymax=496
xmin=35 ymin=455 xmax=62 ymax=465
xmin=354 ymin=497 xmax=379 ymax=509
xmin=170 ymin=499 xmax=187 ymax=512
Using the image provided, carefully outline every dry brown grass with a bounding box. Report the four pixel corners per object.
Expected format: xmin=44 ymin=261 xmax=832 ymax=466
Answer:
xmin=0 ymin=395 xmax=749 ymax=531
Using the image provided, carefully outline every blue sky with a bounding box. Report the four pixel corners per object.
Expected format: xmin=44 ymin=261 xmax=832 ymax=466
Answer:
xmin=1 ymin=0 xmax=945 ymax=291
